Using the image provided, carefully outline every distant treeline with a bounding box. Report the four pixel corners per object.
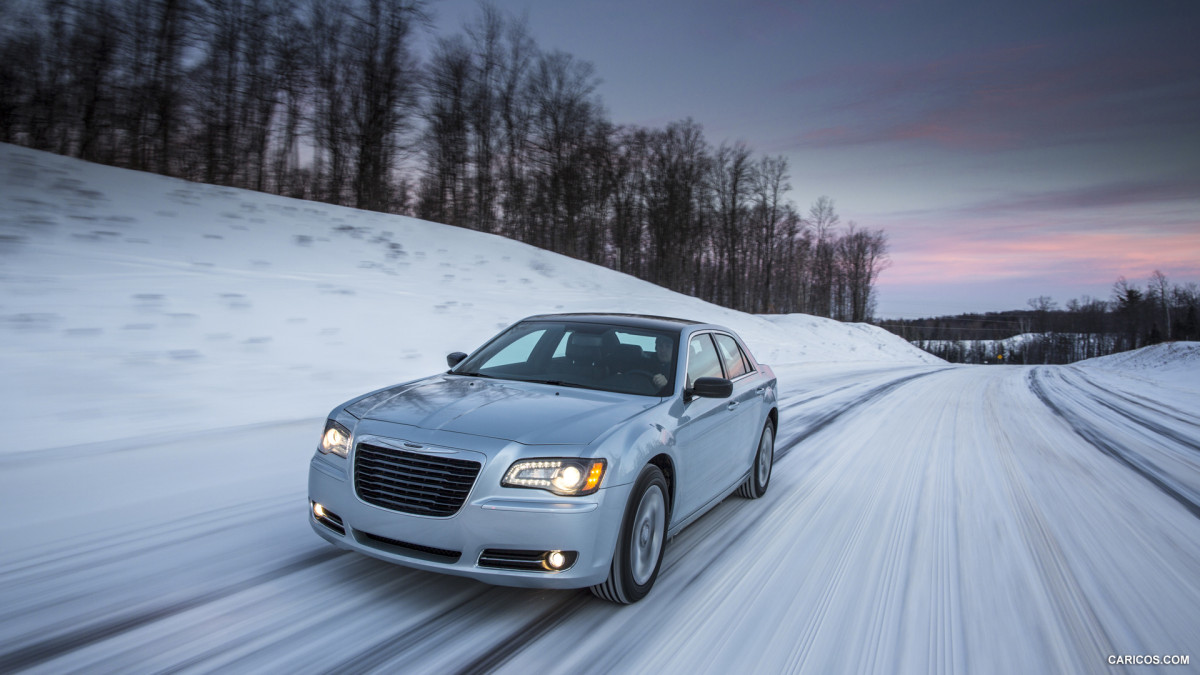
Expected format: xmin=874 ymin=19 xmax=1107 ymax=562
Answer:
xmin=0 ymin=0 xmax=888 ymax=320
xmin=878 ymin=272 xmax=1200 ymax=364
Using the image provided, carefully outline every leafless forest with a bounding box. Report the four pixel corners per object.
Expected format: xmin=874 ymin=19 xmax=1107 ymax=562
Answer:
xmin=0 ymin=0 xmax=888 ymax=319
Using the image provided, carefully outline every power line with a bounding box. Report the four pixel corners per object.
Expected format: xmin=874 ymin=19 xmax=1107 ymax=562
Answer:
xmin=875 ymin=324 xmax=1029 ymax=334
xmin=877 ymin=317 xmax=1027 ymax=325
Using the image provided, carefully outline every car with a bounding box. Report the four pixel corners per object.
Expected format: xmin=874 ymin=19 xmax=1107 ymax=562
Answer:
xmin=307 ymin=313 xmax=779 ymax=603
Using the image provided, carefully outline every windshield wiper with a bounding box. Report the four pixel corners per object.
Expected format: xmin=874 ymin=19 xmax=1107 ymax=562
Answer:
xmin=524 ymin=379 xmax=591 ymax=389
xmin=454 ymin=371 xmax=501 ymax=379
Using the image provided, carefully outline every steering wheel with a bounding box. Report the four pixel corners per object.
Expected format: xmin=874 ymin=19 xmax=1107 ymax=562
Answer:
xmin=623 ymin=369 xmax=668 ymax=391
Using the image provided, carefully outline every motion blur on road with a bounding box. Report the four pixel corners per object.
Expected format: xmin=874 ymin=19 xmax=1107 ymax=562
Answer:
xmin=4 ymin=362 xmax=1199 ymax=673
xmin=2 ymin=146 xmax=1198 ymax=673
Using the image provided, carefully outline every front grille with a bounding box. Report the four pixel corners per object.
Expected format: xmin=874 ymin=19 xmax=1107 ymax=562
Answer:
xmin=354 ymin=442 xmax=481 ymax=517
xmin=360 ymin=531 xmax=462 ymax=563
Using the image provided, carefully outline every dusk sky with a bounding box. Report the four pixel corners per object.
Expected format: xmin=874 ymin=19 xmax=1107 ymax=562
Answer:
xmin=431 ymin=0 xmax=1200 ymax=318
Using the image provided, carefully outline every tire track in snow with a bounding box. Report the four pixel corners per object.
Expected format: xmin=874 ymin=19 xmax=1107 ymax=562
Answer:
xmin=1028 ymin=368 xmax=1200 ymax=520
xmin=776 ymin=368 xmax=953 ymax=459
xmin=779 ymin=432 xmax=905 ymax=672
xmin=326 ymin=589 xmax=504 ymax=673
xmin=0 ymin=495 xmax=294 ymax=584
xmin=926 ymin=436 xmax=965 ymax=675
xmin=897 ymin=394 xmax=966 ymax=675
xmin=985 ymin=377 xmax=1118 ymax=674
xmin=853 ymin=418 xmax=930 ymax=674
xmin=0 ymin=549 xmax=347 ymax=672
xmin=776 ymin=371 xmax=957 ymax=673
xmin=777 ymin=381 xmax=861 ymax=413
xmin=1063 ymin=370 xmax=1200 ymax=453
xmin=845 ymin=370 xmax=970 ymax=674
xmin=452 ymin=596 xmax=586 ymax=675
xmin=144 ymin=560 xmax=428 ymax=673
xmin=672 ymin=368 xmax=951 ymax=601
xmin=1068 ymin=367 xmax=1200 ymax=426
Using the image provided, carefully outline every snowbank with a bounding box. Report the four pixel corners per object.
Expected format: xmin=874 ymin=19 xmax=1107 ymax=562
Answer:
xmin=0 ymin=143 xmax=938 ymax=453
xmin=1075 ymin=342 xmax=1200 ymax=390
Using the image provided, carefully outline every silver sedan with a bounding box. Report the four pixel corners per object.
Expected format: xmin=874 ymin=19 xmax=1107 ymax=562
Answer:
xmin=308 ymin=313 xmax=779 ymax=603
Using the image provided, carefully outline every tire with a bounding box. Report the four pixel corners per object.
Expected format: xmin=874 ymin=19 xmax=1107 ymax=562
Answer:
xmin=590 ymin=465 xmax=669 ymax=604
xmin=737 ymin=420 xmax=774 ymax=499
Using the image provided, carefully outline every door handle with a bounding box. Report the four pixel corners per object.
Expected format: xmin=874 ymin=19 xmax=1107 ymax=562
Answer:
xmin=755 ymin=387 xmax=765 ymax=394
xmin=727 ymin=401 xmax=739 ymax=410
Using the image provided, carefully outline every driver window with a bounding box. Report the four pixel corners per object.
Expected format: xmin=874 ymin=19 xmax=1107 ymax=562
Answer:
xmin=686 ymin=334 xmax=723 ymax=389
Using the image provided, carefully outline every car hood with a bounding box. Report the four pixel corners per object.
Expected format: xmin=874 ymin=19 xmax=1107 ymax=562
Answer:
xmin=345 ymin=375 xmax=657 ymax=445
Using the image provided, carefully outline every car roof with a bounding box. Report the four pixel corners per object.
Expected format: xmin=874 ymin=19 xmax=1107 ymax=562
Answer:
xmin=519 ymin=312 xmax=705 ymax=332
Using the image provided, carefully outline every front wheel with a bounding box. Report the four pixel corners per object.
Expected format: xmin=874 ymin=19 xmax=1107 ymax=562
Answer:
xmin=590 ymin=465 xmax=668 ymax=604
xmin=738 ymin=420 xmax=774 ymax=499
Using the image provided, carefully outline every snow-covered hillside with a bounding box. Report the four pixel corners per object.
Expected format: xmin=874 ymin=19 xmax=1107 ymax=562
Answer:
xmin=0 ymin=143 xmax=938 ymax=453
xmin=1076 ymin=341 xmax=1200 ymax=389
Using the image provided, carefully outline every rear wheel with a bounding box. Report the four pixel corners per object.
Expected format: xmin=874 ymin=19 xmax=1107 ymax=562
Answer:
xmin=738 ymin=420 xmax=774 ymax=499
xmin=590 ymin=465 xmax=668 ymax=604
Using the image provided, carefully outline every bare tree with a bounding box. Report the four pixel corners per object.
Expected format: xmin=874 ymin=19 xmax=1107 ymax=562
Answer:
xmin=348 ymin=0 xmax=424 ymax=212
xmin=607 ymin=126 xmax=650 ymax=276
xmin=1149 ymin=270 xmax=1172 ymax=339
xmin=269 ymin=0 xmax=310 ymax=197
xmin=419 ymin=34 xmax=473 ymax=226
xmin=840 ymin=224 xmax=889 ymax=322
xmin=526 ymin=49 xmax=600 ymax=254
xmin=644 ymin=119 xmax=709 ymax=290
xmin=1112 ymin=276 xmax=1145 ymax=350
xmin=67 ymin=0 xmax=120 ymax=163
xmin=750 ymin=155 xmax=789 ymax=312
xmin=806 ymin=195 xmax=840 ymax=317
xmin=151 ymin=0 xmax=189 ymax=174
xmin=495 ymin=11 xmax=536 ymax=241
xmin=465 ymin=2 xmax=505 ymax=233
xmin=709 ymin=142 xmax=752 ymax=308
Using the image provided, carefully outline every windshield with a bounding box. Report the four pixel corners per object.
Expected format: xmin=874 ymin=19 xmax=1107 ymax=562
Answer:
xmin=453 ymin=321 xmax=678 ymax=396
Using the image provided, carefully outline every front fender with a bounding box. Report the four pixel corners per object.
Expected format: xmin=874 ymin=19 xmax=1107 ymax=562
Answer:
xmin=592 ymin=406 xmax=677 ymax=490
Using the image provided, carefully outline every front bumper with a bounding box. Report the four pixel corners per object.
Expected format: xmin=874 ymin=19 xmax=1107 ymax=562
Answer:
xmin=308 ymin=453 xmax=631 ymax=589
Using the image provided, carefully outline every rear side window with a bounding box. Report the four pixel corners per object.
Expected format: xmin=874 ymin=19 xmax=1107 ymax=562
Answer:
xmin=686 ymin=334 xmax=723 ymax=388
xmin=714 ymin=333 xmax=751 ymax=379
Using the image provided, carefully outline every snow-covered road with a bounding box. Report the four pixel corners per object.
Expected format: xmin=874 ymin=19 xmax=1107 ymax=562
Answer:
xmin=2 ymin=363 xmax=1198 ymax=674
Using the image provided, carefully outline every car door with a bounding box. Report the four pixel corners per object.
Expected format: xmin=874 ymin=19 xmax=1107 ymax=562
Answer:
xmin=713 ymin=332 xmax=764 ymax=472
xmin=672 ymin=332 xmax=741 ymax=519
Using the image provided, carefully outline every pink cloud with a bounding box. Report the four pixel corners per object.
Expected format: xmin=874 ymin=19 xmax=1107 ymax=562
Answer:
xmin=881 ymin=230 xmax=1200 ymax=287
xmin=887 ymin=121 xmax=1017 ymax=150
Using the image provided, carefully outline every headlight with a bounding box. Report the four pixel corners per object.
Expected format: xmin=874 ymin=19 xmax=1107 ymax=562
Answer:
xmin=319 ymin=419 xmax=352 ymax=457
xmin=502 ymin=458 xmax=607 ymax=496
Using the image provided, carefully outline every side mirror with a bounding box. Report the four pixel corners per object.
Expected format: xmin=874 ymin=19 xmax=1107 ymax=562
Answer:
xmin=446 ymin=352 xmax=468 ymax=368
xmin=688 ymin=377 xmax=732 ymax=399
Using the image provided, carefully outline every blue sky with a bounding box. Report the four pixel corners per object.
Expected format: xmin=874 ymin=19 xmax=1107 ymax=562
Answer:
xmin=429 ymin=0 xmax=1200 ymax=317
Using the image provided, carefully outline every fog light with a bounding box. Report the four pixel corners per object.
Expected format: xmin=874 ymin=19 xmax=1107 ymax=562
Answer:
xmin=311 ymin=502 xmax=345 ymax=535
xmin=546 ymin=550 xmax=567 ymax=570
